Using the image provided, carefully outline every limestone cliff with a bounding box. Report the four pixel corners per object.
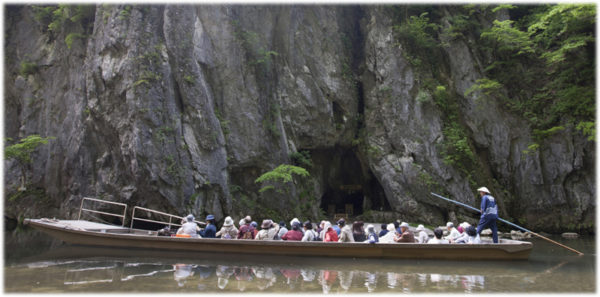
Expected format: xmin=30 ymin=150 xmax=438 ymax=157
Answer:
xmin=4 ymin=5 xmax=595 ymax=233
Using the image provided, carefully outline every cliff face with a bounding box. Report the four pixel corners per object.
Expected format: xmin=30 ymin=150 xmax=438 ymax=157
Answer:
xmin=4 ymin=5 xmax=595 ymax=233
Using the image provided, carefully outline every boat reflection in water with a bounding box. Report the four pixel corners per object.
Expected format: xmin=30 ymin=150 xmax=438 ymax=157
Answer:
xmin=50 ymin=258 xmax=489 ymax=293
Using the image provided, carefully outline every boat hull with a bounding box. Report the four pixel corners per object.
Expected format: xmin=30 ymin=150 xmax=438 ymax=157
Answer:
xmin=25 ymin=219 xmax=532 ymax=260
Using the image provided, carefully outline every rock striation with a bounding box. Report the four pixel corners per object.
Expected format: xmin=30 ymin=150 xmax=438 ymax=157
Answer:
xmin=4 ymin=5 xmax=594 ymax=233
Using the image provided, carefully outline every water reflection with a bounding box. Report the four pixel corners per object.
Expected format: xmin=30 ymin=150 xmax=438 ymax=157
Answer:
xmin=21 ymin=258 xmax=492 ymax=293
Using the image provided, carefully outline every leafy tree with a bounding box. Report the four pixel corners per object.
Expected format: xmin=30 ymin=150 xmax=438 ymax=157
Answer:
xmin=476 ymin=4 xmax=595 ymax=145
xmin=4 ymin=135 xmax=55 ymax=191
xmin=254 ymin=164 xmax=310 ymax=194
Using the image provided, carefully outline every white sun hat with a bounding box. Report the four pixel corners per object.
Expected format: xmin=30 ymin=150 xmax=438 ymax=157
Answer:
xmin=477 ymin=187 xmax=491 ymax=194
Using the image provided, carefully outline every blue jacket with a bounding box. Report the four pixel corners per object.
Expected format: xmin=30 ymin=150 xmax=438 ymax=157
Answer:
xmin=200 ymin=223 xmax=217 ymax=238
xmin=367 ymin=233 xmax=379 ymax=244
xmin=332 ymin=225 xmax=341 ymax=235
xmin=480 ymin=194 xmax=498 ymax=219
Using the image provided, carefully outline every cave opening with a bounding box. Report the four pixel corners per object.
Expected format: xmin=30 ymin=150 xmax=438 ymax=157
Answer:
xmin=312 ymin=146 xmax=389 ymax=220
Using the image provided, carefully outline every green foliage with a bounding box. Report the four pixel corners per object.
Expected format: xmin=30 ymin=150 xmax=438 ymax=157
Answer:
xmin=441 ymin=122 xmax=476 ymax=168
xmin=290 ymin=150 xmax=312 ymax=168
xmin=481 ymin=20 xmax=535 ymax=56
xmin=415 ymin=90 xmax=431 ymax=104
xmin=477 ymin=4 xmax=595 ymax=147
xmin=464 ymin=78 xmax=503 ymax=98
xmin=184 ymin=75 xmax=195 ymax=84
xmin=254 ymin=164 xmax=310 ymax=194
xmin=65 ymin=33 xmax=86 ymax=49
xmin=19 ymin=61 xmax=38 ymax=76
xmin=118 ymin=5 xmax=132 ymax=20
xmin=394 ymin=12 xmax=440 ymax=50
xmin=576 ymin=121 xmax=595 ymax=141
xmin=5 ymin=135 xmax=55 ymax=191
xmin=5 ymin=135 xmax=54 ymax=164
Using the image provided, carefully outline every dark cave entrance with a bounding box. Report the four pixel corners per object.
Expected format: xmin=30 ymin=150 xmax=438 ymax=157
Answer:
xmin=313 ymin=146 xmax=389 ymax=219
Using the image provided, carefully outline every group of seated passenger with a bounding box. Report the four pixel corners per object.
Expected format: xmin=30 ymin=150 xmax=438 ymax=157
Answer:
xmin=173 ymin=214 xmax=481 ymax=244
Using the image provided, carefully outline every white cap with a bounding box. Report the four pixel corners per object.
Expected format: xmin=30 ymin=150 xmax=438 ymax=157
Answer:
xmin=387 ymin=224 xmax=396 ymax=232
xmin=416 ymin=224 xmax=425 ymax=231
xmin=400 ymin=222 xmax=409 ymax=228
xmin=367 ymin=224 xmax=375 ymax=231
xmin=477 ymin=187 xmax=491 ymax=194
xmin=446 ymin=222 xmax=454 ymax=228
xmin=460 ymin=222 xmax=471 ymax=229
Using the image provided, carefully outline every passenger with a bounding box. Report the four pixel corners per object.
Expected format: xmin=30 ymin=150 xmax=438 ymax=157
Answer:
xmin=378 ymin=224 xmax=397 ymax=243
xmin=444 ymin=222 xmax=461 ymax=243
xmin=454 ymin=222 xmax=471 ymax=244
xmin=428 ymin=228 xmax=450 ymax=244
xmin=281 ymin=222 xmax=303 ymax=241
xmin=378 ymin=224 xmax=389 ymax=237
xmin=415 ymin=224 xmax=429 ymax=243
xmin=323 ymin=221 xmax=339 ymax=242
xmin=176 ymin=214 xmax=199 ymax=238
xmin=237 ymin=216 xmax=256 ymax=239
xmin=250 ymin=221 xmax=259 ymax=238
xmin=394 ymin=220 xmax=401 ymax=234
xmin=393 ymin=222 xmax=415 ymax=243
xmin=277 ymin=221 xmax=288 ymax=240
xmin=465 ymin=225 xmax=481 ymax=244
xmin=365 ymin=224 xmax=379 ymax=243
xmin=290 ymin=218 xmax=304 ymax=234
xmin=256 ymin=219 xmax=277 ymax=240
xmin=332 ymin=222 xmax=341 ymax=235
xmin=352 ymin=221 xmax=366 ymax=242
xmin=271 ymin=222 xmax=281 ymax=240
xmin=216 ymin=216 xmax=238 ymax=239
xmin=337 ymin=219 xmax=355 ymax=243
xmin=318 ymin=221 xmax=328 ymax=240
xmin=199 ymin=214 xmax=217 ymax=238
xmin=301 ymin=221 xmax=319 ymax=241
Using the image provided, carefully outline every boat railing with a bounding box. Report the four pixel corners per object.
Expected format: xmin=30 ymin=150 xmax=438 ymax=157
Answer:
xmin=130 ymin=206 xmax=206 ymax=230
xmin=78 ymin=197 xmax=128 ymax=227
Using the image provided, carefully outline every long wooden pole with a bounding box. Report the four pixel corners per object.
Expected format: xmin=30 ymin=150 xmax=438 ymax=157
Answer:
xmin=430 ymin=192 xmax=584 ymax=256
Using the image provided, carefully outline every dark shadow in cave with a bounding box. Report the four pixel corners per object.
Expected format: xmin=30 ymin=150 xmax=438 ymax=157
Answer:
xmin=312 ymin=146 xmax=389 ymax=219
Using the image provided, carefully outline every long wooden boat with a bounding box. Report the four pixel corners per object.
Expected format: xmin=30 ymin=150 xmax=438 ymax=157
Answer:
xmin=24 ymin=218 xmax=532 ymax=260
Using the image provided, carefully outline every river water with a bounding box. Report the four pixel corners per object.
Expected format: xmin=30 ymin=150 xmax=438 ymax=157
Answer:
xmin=3 ymin=227 xmax=596 ymax=293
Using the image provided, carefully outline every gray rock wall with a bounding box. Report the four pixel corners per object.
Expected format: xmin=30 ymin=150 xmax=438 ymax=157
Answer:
xmin=4 ymin=5 xmax=594 ymax=233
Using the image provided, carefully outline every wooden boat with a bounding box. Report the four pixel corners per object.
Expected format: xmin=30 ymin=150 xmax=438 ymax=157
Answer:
xmin=24 ymin=220 xmax=532 ymax=261
xmin=24 ymin=198 xmax=533 ymax=261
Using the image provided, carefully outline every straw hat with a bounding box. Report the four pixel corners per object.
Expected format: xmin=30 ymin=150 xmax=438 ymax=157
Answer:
xmin=223 ymin=216 xmax=234 ymax=227
xmin=477 ymin=187 xmax=491 ymax=194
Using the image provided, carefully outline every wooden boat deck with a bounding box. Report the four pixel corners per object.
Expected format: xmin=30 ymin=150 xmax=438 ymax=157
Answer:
xmin=36 ymin=219 xmax=130 ymax=231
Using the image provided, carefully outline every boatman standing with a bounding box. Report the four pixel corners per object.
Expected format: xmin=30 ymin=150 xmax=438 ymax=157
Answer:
xmin=476 ymin=187 xmax=499 ymax=243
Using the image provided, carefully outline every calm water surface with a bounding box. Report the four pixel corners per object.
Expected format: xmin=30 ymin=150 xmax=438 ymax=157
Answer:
xmin=4 ymin=227 xmax=596 ymax=293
